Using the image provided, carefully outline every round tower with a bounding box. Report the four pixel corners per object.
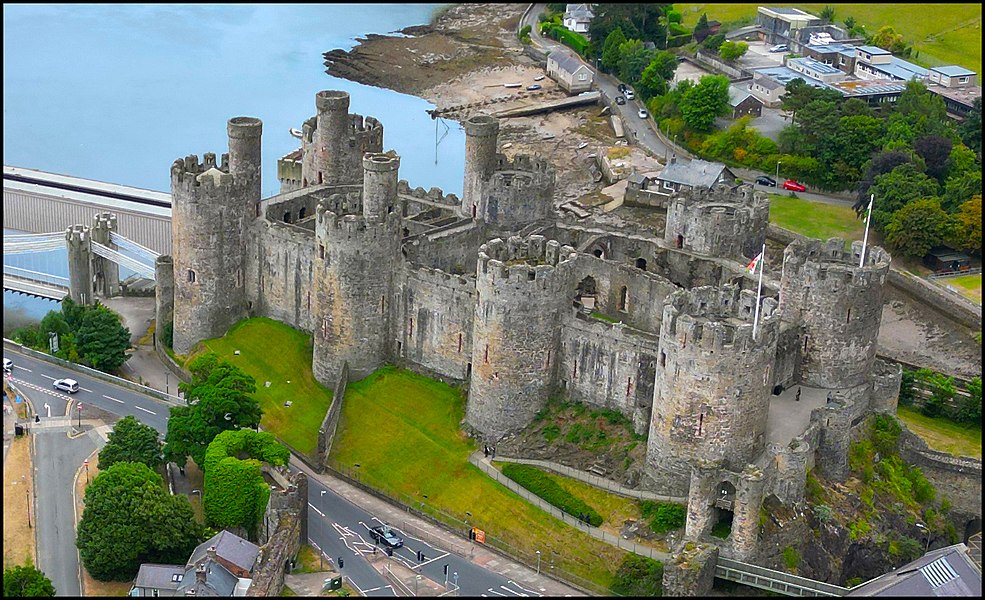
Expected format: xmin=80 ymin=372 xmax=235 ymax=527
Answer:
xmin=664 ymin=184 xmax=769 ymax=261
xmin=154 ymin=254 xmax=175 ymax=351
xmin=227 ymin=116 xmax=263 ymax=209
xmin=91 ymin=212 xmax=120 ymax=297
xmin=461 ymin=115 xmax=499 ymax=218
xmin=170 ymin=151 xmax=251 ymax=355
xmin=465 ymin=235 xmax=576 ymax=441
xmin=310 ymin=156 xmax=402 ymax=385
xmin=301 ymin=90 xmax=384 ymax=188
xmin=65 ymin=224 xmax=93 ymax=305
xmin=480 ymin=155 xmax=555 ymax=232
xmin=362 ymin=152 xmax=400 ymax=220
xmin=779 ymin=238 xmax=891 ymax=390
xmin=645 ymin=285 xmax=780 ymax=495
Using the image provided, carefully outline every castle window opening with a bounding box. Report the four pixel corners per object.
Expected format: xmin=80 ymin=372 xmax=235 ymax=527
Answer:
xmin=676 ymin=235 xmax=684 ymax=248
xmin=804 ymin=336 xmax=809 ymax=352
xmin=697 ymin=413 xmax=704 ymax=436
xmin=187 ymin=269 xmax=196 ymax=283
xmin=545 ymin=349 xmax=551 ymax=369
xmin=397 ymin=341 xmax=402 ymax=354
xmin=298 ymin=207 xmax=306 ymax=220
xmin=660 ymin=351 xmax=666 ymax=368
xmin=319 ymin=244 xmax=325 ymax=259
xmin=484 ymin=344 xmax=489 ymax=363
xmin=403 ymin=228 xmax=410 ymax=238
xmin=636 ymin=258 xmax=647 ymax=271
xmin=466 ymin=362 xmax=472 ymax=378
xmin=593 ymin=248 xmax=603 ymax=258
xmin=283 ymin=212 xmax=291 ymax=223
xmin=573 ymin=361 xmax=578 ymax=379
xmin=318 ymin=172 xmax=323 ymax=184
xmin=256 ymin=203 xmax=260 ymax=218
xmin=846 ymin=308 xmax=851 ymax=323
xmin=626 ymin=377 xmax=633 ymax=396
xmin=458 ymin=333 xmax=463 ymax=353
xmin=307 ymin=292 xmax=311 ymax=312
xmin=618 ymin=286 xmax=629 ymax=312
xmin=471 ymin=204 xmax=477 ymax=218
xmin=236 ymin=269 xmax=243 ymax=288
xmin=321 ymin=318 xmax=330 ymax=340
xmin=381 ymin=296 xmax=385 ymax=314
xmin=409 ymin=318 xmax=414 ymax=336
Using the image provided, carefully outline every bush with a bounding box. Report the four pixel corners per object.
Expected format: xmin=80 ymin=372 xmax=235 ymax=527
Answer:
xmin=702 ymin=33 xmax=725 ymax=53
xmin=541 ymin=424 xmax=561 ymax=443
xmin=541 ymin=22 xmax=589 ymax=55
xmin=782 ymin=546 xmax=800 ymax=570
xmin=954 ymin=376 xmax=981 ymax=424
xmin=518 ymin=24 xmax=531 ymax=45
xmin=501 ymin=464 xmax=603 ymax=526
xmin=610 ymin=554 xmax=663 ymax=596
xmin=641 ymin=501 xmax=687 ymax=533
xmin=898 ymin=369 xmax=918 ymax=406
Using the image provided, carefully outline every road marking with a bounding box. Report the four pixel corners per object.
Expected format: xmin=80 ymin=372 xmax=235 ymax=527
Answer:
xmin=81 ymin=387 xmax=93 ymax=393
xmin=14 ymin=365 xmax=32 ymax=372
xmin=103 ymin=395 xmax=124 ymax=404
xmin=134 ymin=405 xmax=156 ymax=415
xmin=308 ymin=503 xmax=325 ymax=517
xmin=40 ymin=374 xmax=56 ymax=380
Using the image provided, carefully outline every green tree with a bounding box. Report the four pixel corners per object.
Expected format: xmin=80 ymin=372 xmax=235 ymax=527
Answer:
xmin=76 ymin=462 xmax=203 ymax=581
xmin=832 ymin=114 xmax=886 ymax=188
xmin=893 ymin=80 xmax=955 ymax=142
xmin=870 ymin=25 xmax=907 ymax=55
xmin=97 ymin=415 xmax=163 ymax=471
xmin=616 ymin=39 xmax=653 ymax=85
xmin=718 ymin=40 xmax=749 ymax=61
xmin=3 ymin=564 xmax=56 ymax=597
xmin=588 ymin=3 xmax=670 ymax=55
xmin=884 ymin=197 xmax=956 ymax=259
xmin=919 ymin=371 xmax=957 ymax=418
xmin=693 ymin=12 xmax=711 ymax=43
xmin=958 ymin=97 xmax=981 ymax=156
xmin=869 ymin=163 xmax=941 ymax=231
xmin=600 ymin=27 xmax=627 ymax=73
xmin=75 ymin=303 xmax=131 ymax=372
xmin=819 ymin=6 xmax=836 ymax=22
xmin=952 ymin=195 xmax=982 ymax=255
xmin=942 ymin=170 xmax=982 ymax=213
xmin=854 ymin=151 xmax=911 ymax=215
xmin=679 ymin=74 xmax=730 ymax=132
xmin=780 ymin=78 xmax=840 ymax=125
xmin=914 ymin=135 xmax=954 ymax=183
xmin=638 ymin=50 xmax=677 ymax=98
xmin=701 ymin=33 xmax=725 ymax=53
xmin=954 ymin=376 xmax=982 ymax=424
xmin=163 ymin=352 xmax=262 ymax=469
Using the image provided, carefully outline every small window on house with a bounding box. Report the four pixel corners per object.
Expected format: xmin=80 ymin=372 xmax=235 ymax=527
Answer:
xmin=187 ymin=269 xmax=196 ymax=283
xmin=959 ymin=76 xmax=968 ymax=83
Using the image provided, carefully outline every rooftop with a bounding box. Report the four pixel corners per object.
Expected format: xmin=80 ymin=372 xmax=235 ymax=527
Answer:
xmin=857 ymin=45 xmax=891 ymax=56
xmin=926 ymin=81 xmax=982 ymax=109
xmin=550 ymin=50 xmax=591 ymax=75
xmin=187 ymin=530 xmax=260 ymax=575
xmin=134 ymin=564 xmax=185 ymax=591
xmin=789 ymin=56 xmax=843 ymax=76
xmin=658 ymin=158 xmax=732 ymax=189
xmin=846 ymin=544 xmax=982 ymax=596
xmin=931 ymin=65 xmax=977 ymax=78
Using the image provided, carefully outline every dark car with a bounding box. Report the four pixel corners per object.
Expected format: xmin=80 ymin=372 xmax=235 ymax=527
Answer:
xmin=615 ymin=96 xmax=626 ymax=105
xmin=618 ymin=83 xmax=627 ymax=93
xmin=369 ymin=525 xmax=404 ymax=549
xmin=755 ymin=175 xmax=777 ymax=187
xmin=782 ymin=179 xmax=807 ymax=192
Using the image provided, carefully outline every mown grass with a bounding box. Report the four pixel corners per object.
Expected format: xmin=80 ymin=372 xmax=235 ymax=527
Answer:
xmin=896 ymin=405 xmax=982 ymax=459
xmin=937 ymin=273 xmax=982 ymax=305
xmin=198 ymin=317 xmax=332 ymax=456
xmin=769 ymin=194 xmax=866 ymax=241
xmin=329 ymin=366 xmax=629 ymax=591
xmin=677 ymin=4 xmax=982 ymax=76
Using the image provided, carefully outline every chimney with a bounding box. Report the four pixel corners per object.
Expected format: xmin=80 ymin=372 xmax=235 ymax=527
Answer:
xmin=207 ymin=546 xmax=217 ymax=561
xmin=670 ymin=154 xmax=677 ymax=165
xmin=195 ymin=564 xmax=206 ymax=585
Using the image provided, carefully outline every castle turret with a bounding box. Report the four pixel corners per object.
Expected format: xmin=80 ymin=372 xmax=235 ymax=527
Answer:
xmin=646 ymin=285 xmax=779 ymax=495
xmin=155 ymin=255 xmax=175 ymax=351
xmin=310 ymin=154 xmax=402 ymax=384
xmin=91 ymin=212 xmax=120 ymax=297
xmin=465 ymin=235 xmax=577 ymax=441
xmin=779 ymin=238 xmax=891 ymax=390
xmin=301 ymin=91 xmax=384 ymax=188
xmin=65 ymin=224 xmax=93 ymax=305
xmin=170 ymin=117 xmax=260 ymax=354
xmin=664 ymin=184 xmax=769 ymax=261
xmin=481 ymin=155 xmax=555 ymax=232
xmin=462 ymin=115 xmax=499 ymax=218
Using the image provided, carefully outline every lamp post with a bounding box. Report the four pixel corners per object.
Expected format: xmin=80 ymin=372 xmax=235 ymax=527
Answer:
xmin=776 ymin=160 xmax=781 ymax=181
xmin=166 ymin=370 xmax=169 ymax=396
xmin=84 ymin=459 xmax=89 ymax=484
xmin=77 ymin=401 xmax=82 ymax=428
xmin=916 ymin=522 xmax=931 ymax=553
xmin=23 ymin=476 xmax=31 ymax=529
xmin=536 ymin=550 xmax=541 ymax=574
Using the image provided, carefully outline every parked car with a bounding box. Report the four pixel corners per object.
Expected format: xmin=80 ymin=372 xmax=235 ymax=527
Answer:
xmin=3 ymin=358 xmax=12 ymax=373
xmin=769 ymin=44 xmax=788 ymax=53
xmin=53 ymin=378 xmax=80 ymax=394
xmin=782 ymin=179 xmax=806 ymax=192
xmin=526 ymin=84 xmax=541 ymax=91
xmin=624 ymin=89 xmax=635 ymax=100
xmin=638 ymin=108 xmax=649 ymax=119
xmin=615 ymin=96 xmax=625 ymax=105
xmin=617 ymin=83 xmax=627 ymax=93
xmin=369 ymin=524 xmax=403 ymax=549
xmin=755 ymin=175 xmax=777 ymax=187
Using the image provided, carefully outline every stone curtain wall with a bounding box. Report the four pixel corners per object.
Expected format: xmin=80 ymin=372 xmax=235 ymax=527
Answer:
xmin=662 ymin=543 xmax=719 ymax=597
xmin=898 ymin=427 xmax=982 ymax=520
xmin=317 ymin=362 xmax=349 ymax=472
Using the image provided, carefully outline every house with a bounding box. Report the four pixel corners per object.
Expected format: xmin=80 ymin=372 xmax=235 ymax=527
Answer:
xmin=923 ymin=246 xmax=972 ymax=274
xmin=750 ymin=72 xmax=787 ymax=108
xmin=130 ymin=531 xmax=260 ymax=597
xmin=728 ymin=85 xmax=763 ymax=118
xmin=846 ymin=543 xmax=981 ymax=596
xmin=562 ymin=4 xmax=593 ymax=34
xmin=926 ymin=66 xmax=982 ymax=120
xmin=546 ymin=50 xmax=594 ymax=94
xmin=186 ymin=530 xmax=260 ymax=579
xmin=757 ymin=7 xmax=822 ymax=45
xmin=655 ymin=157 xmax=736 ymax=194
xmin=130 ymin=564 xmax=186 ymax=597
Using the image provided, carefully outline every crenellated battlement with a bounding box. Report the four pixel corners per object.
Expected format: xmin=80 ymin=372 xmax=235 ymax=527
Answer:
xmin=662 ymin=285 xmax=779 ymax=353
xmin=675 ymin=182 xmax=768 ymax=208
xmin=783 ymin=237 xmax=891 ymax=273
xmin=65 ymin=223 xmax=89 ymax=246
xmin=477 ymin=235 xmax=577 ymax=282
xmin=315 ymin=203 xmax=398 ymax=243
xmin=494 ymin=153 xmax=555 ymax=175
xmin=170 ymin=152 xmax=240 ymax=194
xmin=397 ymin=181 xmax=461 ymax=207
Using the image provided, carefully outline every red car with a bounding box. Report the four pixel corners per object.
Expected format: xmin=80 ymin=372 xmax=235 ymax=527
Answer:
xmin=782 ymin=179 xmax=806 ymax=192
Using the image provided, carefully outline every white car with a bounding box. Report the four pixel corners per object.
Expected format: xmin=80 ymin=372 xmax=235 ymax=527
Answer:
xmin=638 ymin=109 xmax=649 ymax=119
xmin=53 ymin=378 xmax=80 ymax=394
xmin=769 ymin=44 xmax=788 ymax=53
xmin=624 ymin=89 xmax=635 ymax=100
xmin=3 ymin=358 xmax=12 ymax=373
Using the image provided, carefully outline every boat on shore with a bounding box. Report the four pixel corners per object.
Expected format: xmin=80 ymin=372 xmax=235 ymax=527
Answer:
xmin=289 ymin=128 xmax=302 ymax=139
xmin=504 ymin=83 xmax=522 ymax=88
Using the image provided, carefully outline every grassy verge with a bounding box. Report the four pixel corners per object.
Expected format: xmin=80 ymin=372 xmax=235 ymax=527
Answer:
xmin=3 ymin=435 xmax=36 ymax=569
xmin=935 ymin=273 xmax=981 ymax=305
xmin=329 ymin=366 xmax=629 ymax=592
xmin=768 ymin=193 xmax=866 ymax=241
xmin=292 ymin=544 xmax=330 ymax=574
xmin=198 ymin=318 xmax=332 ymax=456
xmin=896 ymin=405 xmax=982 ymax=459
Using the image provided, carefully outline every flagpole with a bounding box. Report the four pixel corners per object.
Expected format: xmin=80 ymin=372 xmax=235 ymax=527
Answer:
xmin=752 ymin=243 xmax=765 ymax=341
xmin=859 ymin=194 xmax=873 ymax=268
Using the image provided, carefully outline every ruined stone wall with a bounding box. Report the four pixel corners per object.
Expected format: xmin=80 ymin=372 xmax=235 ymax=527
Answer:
xmin=662 ymin=543 xmax=719 ymax=597
xmin=558 ymin=310 xmax=660 ymax=435
xmin=566 ymin=255 xmax=678 ymax=334
xmin=466 ymin=235 xmax=577 ymax=441
xmin=685 ymin=462 xmax=766 ymax=561
xmin=870 ymin=358 xmax=902 ymax=415
xmin=780 ymin=238 xmax=891 ymax=390
xmin=481 ymin=155 xmax=555 ymax=233
xmin=253 ymin=220 xmax=316 ymax=332
xmin=899 ymin=428 xmax=982 ymax=521
xmin=772 ymin=321 xmax=802 ymax=391
xmin=664 ymin=184 xmax=769 ymax=262
xmin=397 ymin=266 xmax=476 ymax=381
xmin=250 ymin=471 xmax=306 ymax=597
xmin=462 ymin=115 xmax=499 ymax=217
xmin=402 ymin=221 xmax=484 ymax=276
xmin=646 ymin=286 xmax=779 ymax=495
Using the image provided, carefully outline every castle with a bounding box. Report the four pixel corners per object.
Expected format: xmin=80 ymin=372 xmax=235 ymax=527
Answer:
xmin=158 ymin=90 xmax=902 ymax=560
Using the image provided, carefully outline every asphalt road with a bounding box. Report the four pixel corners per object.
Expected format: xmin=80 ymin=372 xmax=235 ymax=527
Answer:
xmin=5 ymin=347 xmax=543 ymax=597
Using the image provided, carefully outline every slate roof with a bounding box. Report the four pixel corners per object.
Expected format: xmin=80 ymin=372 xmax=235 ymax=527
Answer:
xmin=550 ymin=50 xmax=591 ymax=75
xmin=133 ymin=563 xmax=185 ymax=591
xmin=658 ymin=159 xmax=732 ymax=188
xmin=187 ymin=530 xmax=260 ymax=575
xmin=846 ymin=544 xmax=982 ymax=597
xmin=728 ymin=85 xmax=758 ymax=107
xmin=177 ymin=558 xmax=240 ymax=597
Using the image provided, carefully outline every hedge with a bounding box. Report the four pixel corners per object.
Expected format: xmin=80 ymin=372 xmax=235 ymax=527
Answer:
xmin=540 ymin=22 xmax=589 ymax=56
xmin=501 ymin=463 xmax=603 ymax=526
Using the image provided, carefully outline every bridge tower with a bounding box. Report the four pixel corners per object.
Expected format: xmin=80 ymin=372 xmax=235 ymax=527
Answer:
xmin=65 ymin=224 xmax=93 ymax=305
xmin=91 ymin=212 xmax=120 ymax=297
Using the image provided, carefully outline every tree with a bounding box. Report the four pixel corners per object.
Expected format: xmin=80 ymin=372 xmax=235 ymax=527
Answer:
xmin=955 ymin=376 xmax=982 ymax=424
xmin=693 ymin=12 xmax=711 ymax=43
xmin=679 ymin=74 xmax=730 ymax=132
xmin=164 ymin=352 xmax=262 ymax=469
xmin=831 ymin=114 xmax=885 ymax=189
xmin=893 ymin=80 xmax=955 ymax=141
xmin=870 ymin=25 xmax=907 ymax=55
xmin=97 ymin=415 xmax=163 ymax=471
xmin=616 ymin=39 xmax=652 ymax=85
xmin=854 ymin=151 xmax=911 ymax=215
xmin=942 ymin=170 xmax=982 ymax=213
xmin=638 ymin=50 xmax=677 ymax=98
xmin=588 ymin=4 xmax=670 ymax=55
xmin=780 ymin=78 xmax=840 ymax=125
xmin=76 ymin=462 xmax=203 ymax=581
xmin=958 ymin=97 xmax=981 ymax=156
xmin=914 ymin=135 xmax=954 ymax=183
xmin=819 ymin=5 xmax=836 ymax=23
xmin=884 ymin=197 xmax=956 ymax=259
xmin=75 ymin=303 xmax=131 ymax=372
xmin=952 ymin=195 xmax=982 ymax=255
xmin=868 ymin=163 xmax=941 ymax=231
xmin=600 ymin=27 xmax=627 ymax=73
xmin=3 ymin=564 xmax=56 ymax=597
xmin=718 ymin=40 xmax=748 ymax=62
xmin=701 ymin=33 xmax=725 ymax=53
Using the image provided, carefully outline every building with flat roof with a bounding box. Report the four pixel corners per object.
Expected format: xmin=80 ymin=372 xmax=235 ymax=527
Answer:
xmin=926 ymin=66 xmax=981 ymax=119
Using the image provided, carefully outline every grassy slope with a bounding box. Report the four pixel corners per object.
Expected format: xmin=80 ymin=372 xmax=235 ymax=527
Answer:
xmin=896 ymin=406 xmax=982 ymax=459
xmin=768 ymin=193 xmax=867 ymax=240
xmin=199 ymin=317 xmax=332 ymax=456
xmin=330 ymin=367 xmax=628 ymax=590
xmin=937 ymin=273 xmax=982 ymax=305
xmin=676 ymin=4 xmax=982 ymax=75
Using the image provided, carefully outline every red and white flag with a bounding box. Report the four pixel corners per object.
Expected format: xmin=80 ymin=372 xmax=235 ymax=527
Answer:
xmin=746 ymin=251 xmax=763 ymax=273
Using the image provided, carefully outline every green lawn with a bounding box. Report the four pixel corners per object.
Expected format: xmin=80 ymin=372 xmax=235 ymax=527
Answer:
xmin=938 ymin=273 xmax=982 ymax=305
xmin=769 ymin=194 xmax=867 ymax=241
xmin=896 ymin=406 xmax=982 ymax=459
xmin=330 ymin=367 xmax=630 ymax=592
xmin=199 ymin=317 xmax=332 ymax=456
xmin=677 ymin=4 xmax=982 ymax=76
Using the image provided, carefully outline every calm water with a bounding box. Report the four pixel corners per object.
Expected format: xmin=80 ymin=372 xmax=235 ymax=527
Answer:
xmin=3 ymin=4 xmax=465 ymax=328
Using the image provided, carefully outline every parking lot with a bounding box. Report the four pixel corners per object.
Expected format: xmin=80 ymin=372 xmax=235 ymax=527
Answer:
xmin=736 ymin=40 xmax=787 ymax=71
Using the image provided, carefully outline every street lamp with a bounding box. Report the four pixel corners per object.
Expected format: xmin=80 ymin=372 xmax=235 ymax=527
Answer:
xmin=77 ymin=401 xmax=82 ymax=428
xmin=776 ymin=160 xmax=781 ymax=181
xmin=536 ymin=550 xmax=541 ymax=574
xmin=84 ymin=459 xmax=89 ymax=484
xmin=166 ymin=370 xmax=169 ymax=396
xmin=916 ymin=522 xmax=931 ymax=553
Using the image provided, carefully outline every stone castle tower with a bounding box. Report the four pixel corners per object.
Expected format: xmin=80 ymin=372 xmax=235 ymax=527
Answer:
xmin=170 ymin=117 xmax=262 ymax=354
xmin=645 ymin=285 xmax=780 ymax=495
xmin=302 ymin=90 xmax=384 ymax=187
xmin=664 ymin=184 xmax=769 ymax=261
xmin=466 ymin=235 xmax=577 ymax=441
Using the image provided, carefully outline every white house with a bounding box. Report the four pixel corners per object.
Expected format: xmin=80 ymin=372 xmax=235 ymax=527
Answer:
xmin=546 ymin=50 xmax=594 ymax=94
xmin=563 ymin=4 xmax=594 ymax=34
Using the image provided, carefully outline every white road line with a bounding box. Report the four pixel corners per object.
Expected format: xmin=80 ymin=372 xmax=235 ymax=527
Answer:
xmin=40 ymin=374 xmax=56 ymax=380
xmin=308 ymin=503 xmax=325 ymax=517
xmin=14 ymin=366 xmax=32 ymax=372
xmin=507 ymin=581 xmax=541 ymax=596
xmin=134 ymin=405 xmax=156 ymax=415
xmin=103 ymin=395 xmax=124 ymax=404
xmin=81 ymin=387 xmax=93 ymax=393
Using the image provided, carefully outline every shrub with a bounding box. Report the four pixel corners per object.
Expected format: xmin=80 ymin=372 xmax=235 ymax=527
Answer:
xmin=501 ymin=464 xmax=603 ymax=526
xmin=898 ymin=369 xmax=918 ymax=406
xmin=541 ymin=424 xmax=561 ymax=443
xmin=641 ymin=501 xmax=687 ymax=533
xmin=954 ymin=376 xmax=982 ymax=424
xmin=518 ymin=24 xmax=531 ymax=45
xmin=871 ymin=414 xmax=902 ymax=457
xmin=782 ymin=546 xmax=800 ymax=570
xmin=813 ymin=505 xmax=833 ymax=523
xmin=610 ymin=554 xmax=663 ymax=596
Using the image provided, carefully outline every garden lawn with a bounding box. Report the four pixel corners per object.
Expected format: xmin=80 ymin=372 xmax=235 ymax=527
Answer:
xmin=330 ymin=367 xmax=629 ymax=592
xmin=769 ymin=194 xmax=866 ymax=241
xmin=896 ymin=406 xmax=982 ymax=459
xmin=199 ymin=317 xmax=332 ymax=456
xmin=940 ymin=274 xmax=982 ymax=305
